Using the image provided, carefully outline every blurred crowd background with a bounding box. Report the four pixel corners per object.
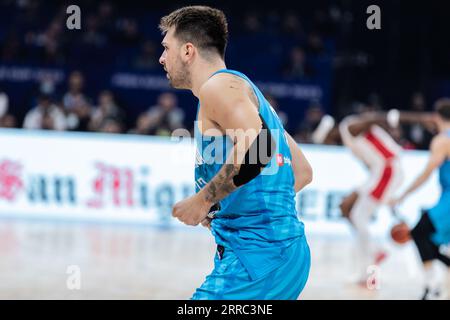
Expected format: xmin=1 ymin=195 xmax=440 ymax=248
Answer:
xmin=0 ymin=0 xmax=449 ymax=150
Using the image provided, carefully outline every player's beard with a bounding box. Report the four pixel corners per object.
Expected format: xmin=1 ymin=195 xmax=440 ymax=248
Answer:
xmin=168 ymin=59 xmax=191 ymax=89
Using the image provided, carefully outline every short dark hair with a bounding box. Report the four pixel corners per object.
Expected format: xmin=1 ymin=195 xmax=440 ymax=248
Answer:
xmin=435 ymin=98 xmax=450 ymax=120
xmin=159 ymin=6 xmax=228 ymax=59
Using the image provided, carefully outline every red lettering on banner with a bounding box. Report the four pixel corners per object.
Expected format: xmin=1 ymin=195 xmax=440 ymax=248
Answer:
xmin=87 ymin=162 xmax=135 ymax=209
xmin=0 ymin=160 xmax=24 ymax=202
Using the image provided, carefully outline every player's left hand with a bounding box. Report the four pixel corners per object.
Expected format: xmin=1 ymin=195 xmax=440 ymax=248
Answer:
xmin=172 ymin=194 xmax=212 ymax=226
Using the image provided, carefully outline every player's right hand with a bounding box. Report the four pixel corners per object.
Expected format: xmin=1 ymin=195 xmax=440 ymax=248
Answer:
xmin=201 ymin=218 xmax=212 ymax=230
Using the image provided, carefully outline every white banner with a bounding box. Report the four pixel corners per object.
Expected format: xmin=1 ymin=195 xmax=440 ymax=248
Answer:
xmin=0 ymin=129 xmax=439 ymax=236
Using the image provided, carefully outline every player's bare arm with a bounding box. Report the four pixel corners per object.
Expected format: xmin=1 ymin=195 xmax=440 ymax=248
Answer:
xmin=342 ymin=111 xmax=435 ymax=138
xmin=343 ymin=113 xmax=387 ymax=137
xmin=285 ymin=131 xmax=313 ymax=192
xmin=397 ymin=111 xmax=435 ymax=126
xmin=172 ymin=74 xmax=269 ymax=226
xmin=390 ymin=134 xmax=449 ymax=205
xmin=198 ymin=74 xmax=264 ymax=202
xmin=338 ymin=114 xmax=381 ymax=150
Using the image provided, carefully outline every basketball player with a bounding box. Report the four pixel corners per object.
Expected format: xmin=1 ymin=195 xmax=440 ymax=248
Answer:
xmin=390 ymin=98 xmax=450 ymax=300
xmin=338 ymin=111 xmax=405 ymax=287
xmin=158 ymin=6 xmax=312 ymax=299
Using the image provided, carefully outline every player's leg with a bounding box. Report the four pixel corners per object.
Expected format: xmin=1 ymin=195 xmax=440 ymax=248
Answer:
xmin=340 ymin=190 xmax=376 ymax=283
xmin=340 ymin=191 xmax=358 ymax=222
xmin=349 ymin=193 xmax=380 ymax=285
xmin=191 ymin=245 xmax=237 ymax=300
xmin=374 ymin=159 xmax=405 ymax=263
xmin=410 ymin=211 xmax=448 ymax=299
xmin=438 ymin=244 xmax=450 ymax=266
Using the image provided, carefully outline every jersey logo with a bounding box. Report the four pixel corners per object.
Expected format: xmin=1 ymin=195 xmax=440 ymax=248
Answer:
xmin=276 ymin=154 xmax=284 ymax=166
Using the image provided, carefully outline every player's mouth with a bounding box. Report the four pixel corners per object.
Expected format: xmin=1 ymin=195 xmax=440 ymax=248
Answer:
xmin=163 ymin=67 xmax=170 ymax=79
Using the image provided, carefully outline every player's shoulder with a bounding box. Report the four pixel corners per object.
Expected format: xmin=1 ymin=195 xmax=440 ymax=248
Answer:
xmin=431 ymin=133 xmax=450 ymax=150
xmin=201 ymin=72 xmax=248 ymax=94
xmin=199 ymin=72 xmax=248 ymax=106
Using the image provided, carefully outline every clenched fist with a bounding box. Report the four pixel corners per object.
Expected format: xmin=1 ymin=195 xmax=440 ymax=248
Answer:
xmin=172 ymin=193 xmax=213 ymax=226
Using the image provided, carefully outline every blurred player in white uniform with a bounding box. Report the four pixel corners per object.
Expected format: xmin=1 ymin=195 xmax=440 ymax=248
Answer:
xmin=338 ymin=111 xmax=405 ymax=286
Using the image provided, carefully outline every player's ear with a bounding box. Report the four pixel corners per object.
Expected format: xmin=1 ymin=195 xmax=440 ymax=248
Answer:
xmin=182 ymin=43 xmax=195 ymax=62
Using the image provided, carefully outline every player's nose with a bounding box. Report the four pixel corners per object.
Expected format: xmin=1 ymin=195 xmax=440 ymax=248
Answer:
xmin=159 ymin=55 xmax=165 ymax=66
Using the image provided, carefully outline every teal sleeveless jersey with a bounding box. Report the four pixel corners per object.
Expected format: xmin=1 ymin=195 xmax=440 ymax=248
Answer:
xmin=194 ymin=69 xmax=306 ymax=280
xmin=429 ymin=130 xmax=450 ymax=245
xmin=437 ymin=130 xmax=450 ymax=190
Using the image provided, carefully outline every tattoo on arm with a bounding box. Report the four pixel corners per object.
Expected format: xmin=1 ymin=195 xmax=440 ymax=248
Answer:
xmin=203 ymin=163 xmax=239 ymax=204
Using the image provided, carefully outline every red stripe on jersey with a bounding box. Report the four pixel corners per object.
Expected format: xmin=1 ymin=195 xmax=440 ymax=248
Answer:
xmin=365 ymin=131 xmax=395 ymax=160
xmin=370 ymin=164 xmax=393 ymax=201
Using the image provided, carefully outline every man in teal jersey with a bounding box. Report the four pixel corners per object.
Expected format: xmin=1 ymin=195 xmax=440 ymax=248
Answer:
xmin=158 ymin=6 xmax=312 ymax=299
xmin=391 ymin=98 xmax=450 ymax=299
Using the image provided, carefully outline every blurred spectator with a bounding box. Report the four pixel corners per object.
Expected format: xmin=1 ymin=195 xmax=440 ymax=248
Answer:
xmin=97 ymin=1 xmax=115 ymax=36
xmin=0 ymin=92 xmax=16 ymax=128
xmin=389 ymin=125 xmax=416 ymax=150
xmin=82 ymin=15 xmax=107 ymax=47
xmin=23 ymin=93 xmax=67 ymax=131
xmin=99 ymin=117 xmax=123 ymax=134
xmin=281 ymin=12 xmax=305 ymax=39
xmin=133 ymin=92 xmax=185 ymax=136
xmin=282 ymin=46 xmax=314 ymax=79
xmin=0 ymin=114 xmax=17 ymax=128
xmin=312 ymin=9 xmax=339 ymax=37
xmin=266 ymin=94 xmax=288 ymax=127
xmin=89 ymin=90 xmax=124 ymax=132
xmin=23 ymin=18 xmax=66 ymax=65
xmin=115 ymin=18 xmax=141 ymax=47
xmin=402 ymin=92 xmax=434 ymax=149
xmin=1 ymin=32 xmax=22 ymax=63
xmin=294 ymin=101 xmax=325 ymax=143
xmin=366 ymin=93 xmax=383 ymax=112
xmin=243 ymin=13 xmax=263 ymax=34
xmin=130 ymin=114 xmax=152 ymax=135
xmin=62 ymin=71 xmax=88 ymax=110
xmin=62 ymin=71 xmax=92 ymax=131
xmin=350 ymin=98 xmax=381 ymax=116
xmin=42 ymin=20 xmax=65 ymax=64
xmin=0 ymin=92 xmax=9 ymax=119
xmin=39 ymin=75 xmax=56 ymax=96
xmin=306 ymin=31 xmax=326 ymax=57
xmin=133 ymin=40 xmax=158 ymax=70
